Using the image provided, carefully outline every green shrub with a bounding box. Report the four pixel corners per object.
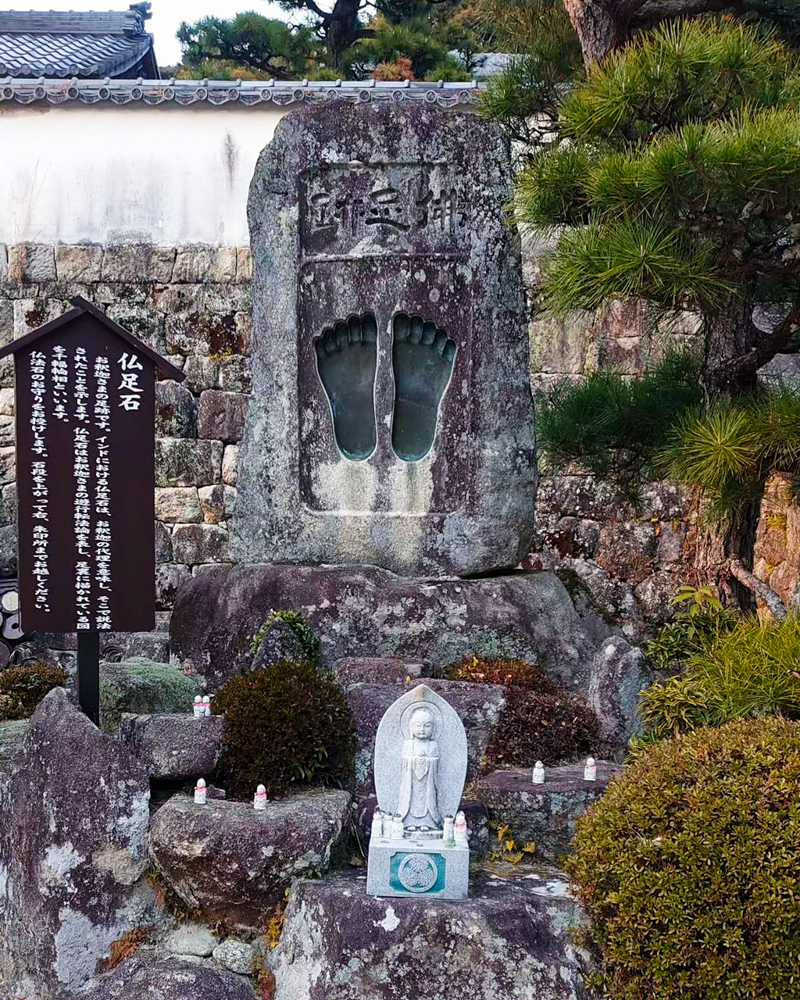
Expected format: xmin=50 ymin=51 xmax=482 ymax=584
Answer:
xmin=0 ymin=663 xmax=67 ymax=721
xmin=639 ymin=615 xmax=800 ymax=746
xmin=484 ymin=689 xmax=601 ymax=769
xmin=659 ymin=391 xmax=800 ymax=525
xmin=444 ymin=654 xmax=558 ymax=694
xmin=567 ymin=718 xmax=800 ymax=1000
xmin=645 ymin=585 xmax=740 ymax=671
xmin=537 ymin=352 xmax=702 ymax=501
xmin=213 ymin=660 xmax=356 ymax=799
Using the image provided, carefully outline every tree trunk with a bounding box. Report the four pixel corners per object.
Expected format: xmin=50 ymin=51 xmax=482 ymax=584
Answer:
xmin=562 ymin=0 xmax=638 ymax=65
xmin=325 ymin=0 xmax=363 ymax=71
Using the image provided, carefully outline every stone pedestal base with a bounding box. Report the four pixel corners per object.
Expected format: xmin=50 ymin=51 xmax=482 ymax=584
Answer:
xmin=367 ymin=835 xmax=469 ymax=900
xmin=268 ymin=868 xmax=597 ymax=1000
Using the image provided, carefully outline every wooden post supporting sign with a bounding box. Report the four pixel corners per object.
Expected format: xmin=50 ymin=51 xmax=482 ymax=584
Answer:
xmin=0 ymin=297 xmax=184 ymax=724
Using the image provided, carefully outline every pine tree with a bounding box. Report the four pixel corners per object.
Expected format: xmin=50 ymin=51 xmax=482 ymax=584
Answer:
xmin=484 ymin=9 xmax=800 ymax=608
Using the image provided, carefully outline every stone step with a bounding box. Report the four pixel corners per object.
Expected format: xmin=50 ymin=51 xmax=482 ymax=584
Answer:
xmin=119 ymin=712 xmax=224 ymax=780
xmin=266 ymin=866 xmax=597 ymax=1000
xmin=473 ymin=761 xmax=623 ymax=861
xmin=148 ymin=788 xmax=352 ymax=924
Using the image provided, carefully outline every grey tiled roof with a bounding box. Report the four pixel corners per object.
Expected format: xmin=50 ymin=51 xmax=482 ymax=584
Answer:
xmin=0 ymin=8 xmax=157 ymax=79
xmin=0 ymin=77 xmax=482 ymax=107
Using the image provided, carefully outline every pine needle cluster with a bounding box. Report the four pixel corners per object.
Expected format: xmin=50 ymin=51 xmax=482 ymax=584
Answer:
xmin=490 ymin=18 xmax=800 ymax=318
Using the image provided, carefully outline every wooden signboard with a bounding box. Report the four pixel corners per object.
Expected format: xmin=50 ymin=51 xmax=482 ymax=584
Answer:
xmin=0 ymin=296 xmax=184 ymax=720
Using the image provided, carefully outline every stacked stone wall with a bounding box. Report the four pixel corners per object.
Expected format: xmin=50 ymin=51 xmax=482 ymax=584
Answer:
xmin=525 ymin=294 xmax=701 ymax=641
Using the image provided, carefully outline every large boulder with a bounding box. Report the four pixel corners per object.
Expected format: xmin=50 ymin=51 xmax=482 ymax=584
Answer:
xmin=473 ymin=762 xmax=623 ymax=861
xmin=267 ymin=868 xmax=596 ymax=1000
xmin=0 ymin=689 xmax=154 ymax=997
xmin=149 ymin=789 xmax=352 ymax=924
xmin=118 ymin=714 xmax=224 ymax=780
xmin=345 ymin=679 xmax=505 ymax=795
xmin=170 ymin=566 xmax=612 ymax=696
xmin=74 ymin=955 xmax=256 ymax=999
xmin=100 ymin=658 xmax=202 ymax=733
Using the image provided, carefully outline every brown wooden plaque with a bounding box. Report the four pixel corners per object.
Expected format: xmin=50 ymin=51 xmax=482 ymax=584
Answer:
xmin=0 ymin=298 xmax=183 ymax=634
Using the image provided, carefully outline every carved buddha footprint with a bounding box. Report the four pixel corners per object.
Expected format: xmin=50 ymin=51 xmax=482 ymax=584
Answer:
xmin=391 ymin=313 xmax=456 ymax=462
xmin=314 ymin=313 xmax=378 ymax=461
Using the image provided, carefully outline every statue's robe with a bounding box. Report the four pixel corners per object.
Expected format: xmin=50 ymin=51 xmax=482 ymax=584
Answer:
xmin=396 ymin=736 xmax=441 ymax=830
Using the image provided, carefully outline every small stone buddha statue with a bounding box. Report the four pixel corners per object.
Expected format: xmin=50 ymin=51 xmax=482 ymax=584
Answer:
xmin=396 ymin=706 xmax=442 ymax=834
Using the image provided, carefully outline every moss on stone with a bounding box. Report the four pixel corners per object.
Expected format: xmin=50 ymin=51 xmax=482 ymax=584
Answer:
xmin=100 ymin=658 xmax=201 ymax=733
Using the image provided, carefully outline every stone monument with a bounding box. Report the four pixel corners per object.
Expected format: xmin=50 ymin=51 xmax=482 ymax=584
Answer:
xmin=171 ymin=101 xmax=648 ymax=745
xmin=367 ymin=683 xmax=469 ymax=899
xmin=232 ymin=101 xmax=535 ymax=577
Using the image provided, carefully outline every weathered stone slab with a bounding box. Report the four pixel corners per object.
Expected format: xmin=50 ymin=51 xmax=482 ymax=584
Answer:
xmin=334 ymin=657 xmax=424 ymax=685
xmin=473 ymin=761 xmax=623 ymax=860
xmin=267 ymin=868 xmax=596 ymax=1000
xmin=234 ymin=102 xmax=535 ymax=577
xmin=119 ymin=713 xmax=224 ymax=779
xmin=75 ymin=955 xmax=257 ymax=999
xmin=170 ymin=565 xmax=608 ymax=696
xmin=0 ymin=689 xmax=154 ymax=996
xmin=149 ymin=789 xmax=352 ymax=924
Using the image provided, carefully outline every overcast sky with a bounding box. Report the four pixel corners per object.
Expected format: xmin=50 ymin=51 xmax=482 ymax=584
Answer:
xmin=5 ymin=1 xmax=310 ymax=65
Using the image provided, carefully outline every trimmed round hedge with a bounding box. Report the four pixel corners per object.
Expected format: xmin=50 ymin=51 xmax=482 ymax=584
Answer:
xmin=567 ymin=717 xmax=800 ymax=1000
xmin=213 ymin=660 xmax=356 ymax=799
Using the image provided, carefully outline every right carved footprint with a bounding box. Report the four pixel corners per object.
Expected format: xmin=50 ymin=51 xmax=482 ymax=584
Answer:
xmin=315 ymin=313 xmax=378 ymax=461
xmin=391 ymin=313 xmax=456 ymax=462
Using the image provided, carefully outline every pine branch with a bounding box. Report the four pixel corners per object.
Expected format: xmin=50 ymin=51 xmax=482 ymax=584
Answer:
xmin=728 ymin=557 xmax=788 ymax=620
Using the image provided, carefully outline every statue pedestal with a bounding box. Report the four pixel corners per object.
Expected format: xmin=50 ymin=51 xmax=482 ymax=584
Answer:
xmin=367 ymin=834 xmax=469 ymax=900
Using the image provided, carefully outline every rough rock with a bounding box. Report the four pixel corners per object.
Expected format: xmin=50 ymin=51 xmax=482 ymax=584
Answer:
xmin=156 ymin=563 xmax=192 ymax=609
xmin=156 ymin=380 xmax=198 ymax=438
xmin=218 ymin=355 xmax=252 ymax=393
xmin=100 ymin=658 xmax=202 ymax=733
xmin=74 ymin=955 xmax=257 ymax=999
xmin=267 ymin=868 xmax=595 ymax=1000
xmin=0 ymin=689 xmax=154 ymax=996
xmin=222 ymin=444 xmax=238 ymax=486
xmin=55 ymin=243 xmax=104 ymax=282
xmin=155 ymin=438 xmax=223 ymax=488
xmin=165 ymin=925 xmax=218 ymax=957
xmin=235 ymin=102 xmax=535 ymax=577
xmin=8 ymin=242 xmax=56 ymax=282
xmin=588 ymin=635 xmax=651 ymax=742
xmin=101 ymin=243 xmax=176 ymax=283
xmin=170 ymin=566 xmax=613 ymax=699
xmin=473 ymin=762 xmax=623 ymax=860
xmin=346 ymin=679 xmax=505 ymax=795
xmin=212 ymin=938 xmax=254 ymax=976
xmin=172 ymin=524 xmax=229 ymax=565
xmin=334 ymin=657 xmax=424 ymax=685
xmin=197 ymin=390 xmax=248 ymax=443
xmin=119 ymin=713 xmax=224 ymax=780
xmin=149 ymin=789 xmax=352 ymax=923
xmin=183 ymin=356 xmax=220 ymax=393
xmin=155 ymin=487 xmax=202 ymax=524
xmin=172 ymin=245 xmax=238 ymax=284
xmin=198 ymin=484 xmax=236 ymax=524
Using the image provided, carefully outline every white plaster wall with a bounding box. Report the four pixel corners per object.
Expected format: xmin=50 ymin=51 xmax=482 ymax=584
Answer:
xmin=0 ymin=102 xmax=288 ymax=246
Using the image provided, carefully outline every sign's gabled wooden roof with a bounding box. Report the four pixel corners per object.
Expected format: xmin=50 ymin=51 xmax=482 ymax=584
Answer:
xmin=0 ymin=296 xmax=185 ymax=381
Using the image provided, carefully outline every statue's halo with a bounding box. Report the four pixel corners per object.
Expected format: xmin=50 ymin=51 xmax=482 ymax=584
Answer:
xmin=400 ymin=700 xmax=443 ymax=740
